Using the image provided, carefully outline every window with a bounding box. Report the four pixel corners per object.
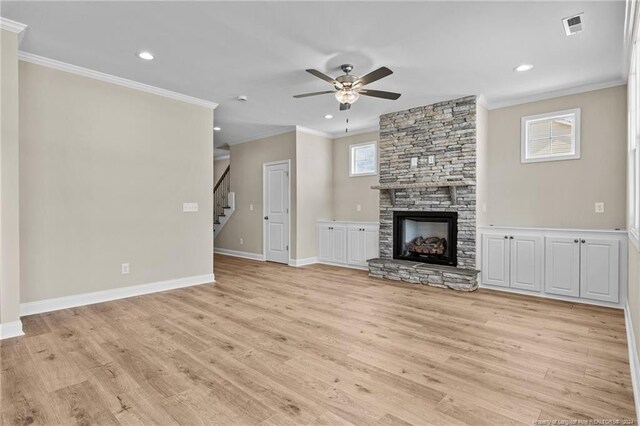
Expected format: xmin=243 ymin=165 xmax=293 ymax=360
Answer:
xmin=521 ymin=109 xmax=581 ymax=163
xmin=349 ymin=142 xmax=377 ymax=176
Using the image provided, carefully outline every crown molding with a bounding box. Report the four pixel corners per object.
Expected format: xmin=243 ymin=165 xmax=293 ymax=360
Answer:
xmin=331 ymin=126 xmax=379 ymax=139
xmin=18 ymin=51 xmax=218 ymax=110
xmin=483 ymin=78 xmax=626 ymax=110
xmin=226 ymin=126 xmax=296 ymax=146
xmin=295 ymin=126 xmax=333 ymax=139
xmin=0 ymin=17 xmax=27 ymax=34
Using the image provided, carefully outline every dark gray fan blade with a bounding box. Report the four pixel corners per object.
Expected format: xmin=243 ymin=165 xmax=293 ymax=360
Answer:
xmin=339 ymin=103 xmax=351 ymax=111
xmin=359 ymin=89 xmax=401 ymax=100
xmin=306 ymin=69 xmax=339 ymax=86
xmin=356 ymin=67 xmax=393 ymax=86
xmin=293 ymin=91 xmax=336 ymax=98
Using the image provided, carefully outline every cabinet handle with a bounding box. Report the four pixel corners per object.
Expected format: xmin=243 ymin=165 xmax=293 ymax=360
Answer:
xmin=504 ymin=236 xmax=508 ymax=239
xmin=581 ymin=239 xmax=586 ymax=244
xmin=574 ymin=239 xmax=579 ymax=243
xmin=509 ymin=236 xmax=514 ymax=239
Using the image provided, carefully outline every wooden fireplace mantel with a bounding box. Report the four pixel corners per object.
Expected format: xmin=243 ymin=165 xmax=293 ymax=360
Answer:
xmin=370 ymin=181 xmax=475 ymax=205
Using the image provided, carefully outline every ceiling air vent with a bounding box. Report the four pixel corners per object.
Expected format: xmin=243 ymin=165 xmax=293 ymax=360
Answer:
xmin=563 ymin=13 xmax=584 ymax=36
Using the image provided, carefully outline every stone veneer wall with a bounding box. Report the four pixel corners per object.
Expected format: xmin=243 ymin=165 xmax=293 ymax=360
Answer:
xmin=369 ymin=95 xmax=478 ymax=290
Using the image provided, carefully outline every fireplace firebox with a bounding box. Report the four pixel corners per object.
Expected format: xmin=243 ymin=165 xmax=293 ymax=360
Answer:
xmin=393 ymin=211 xmax=458 ymax=266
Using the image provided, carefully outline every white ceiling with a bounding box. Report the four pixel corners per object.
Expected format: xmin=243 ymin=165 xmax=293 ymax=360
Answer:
xmin=1 ymin=1 xmax=627 ymax=147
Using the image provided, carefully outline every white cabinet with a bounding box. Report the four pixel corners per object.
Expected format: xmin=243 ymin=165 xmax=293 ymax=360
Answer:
xmin=317 ymin=223 xmax=346 ymax=264
xmin=580 ymin=238 xmax=619 ymax=303
xmin=545 ymin=237 xmax=581 ymax=297
xmin=545 ymin=236 xmax=619 ymax=303
xmin=347 ymin=225 xmax=379 ymax=267
xmin=481 ymin=233 xmax=542 ymax=291
xmin=318 ymin=221 xmax=379 ymax=269
xmin=479 ymin=227 xmax=626 ymax=308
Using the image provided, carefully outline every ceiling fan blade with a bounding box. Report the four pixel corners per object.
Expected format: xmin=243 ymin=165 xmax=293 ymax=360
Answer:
xmin=339 ymin=103 xmax=351 ymax=111
xmin=293 ymin=90 xmax=336 ymax=99
xmin=356 ymin=67 xmax=393 ymax=86
xmin=359 ymin=89 xmax=401 ymax=100
xmin=306 ymin=69 xmax=339 ymax=86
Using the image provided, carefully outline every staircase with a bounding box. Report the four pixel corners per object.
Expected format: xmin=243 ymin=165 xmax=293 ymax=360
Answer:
xmin=213 ymin=165 xmax=235 ymax=239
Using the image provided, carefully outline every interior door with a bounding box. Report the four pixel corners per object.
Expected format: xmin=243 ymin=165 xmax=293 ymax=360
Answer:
xmin=264 ymin=162 xmax=289 ymax=264
xmin=544 ymin=236 xmax=580 ymax=297
xmin=580 ymin=238 xmax=619 ymax=303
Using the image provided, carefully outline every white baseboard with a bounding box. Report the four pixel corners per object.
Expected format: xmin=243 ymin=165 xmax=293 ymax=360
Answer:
xmin=20 ymin=273 xmax=215 ymax=316
xmin=214 ymin=248 xmax=265 ymax=261
xmin=0 ymin=320 xmax=25 ymax=340
xmin=289 ymin=257 xmax=318 ymax=267
xmin=625 ymin=301 xmax=640 ymax=424
xmin=316 ymin=260 xmax=369 ymax=271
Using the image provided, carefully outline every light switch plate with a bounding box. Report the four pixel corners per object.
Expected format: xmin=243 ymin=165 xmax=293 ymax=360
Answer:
xmin=428 ymin=155 xmax=435 ymax=165
xmin=595 ymin=202 xmax=605 ymax=213
xmin=183 ymin=202 xmax=198 ymax=212
xmin=356 ymin=204 xmax=362 ymax=211
xmin=410 ymin=157 xmax=418 ymax=167
xmin=250 ymin=204 xmax=254 ymax=211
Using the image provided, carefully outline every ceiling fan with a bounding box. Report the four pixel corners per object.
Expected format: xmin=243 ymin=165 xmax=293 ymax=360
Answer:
xmin=293 ymin=64 xmax=401 ymax=111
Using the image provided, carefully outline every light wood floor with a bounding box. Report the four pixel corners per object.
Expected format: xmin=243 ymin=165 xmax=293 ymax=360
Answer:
xmin=1 ymin=255 xmax=635 ymax=425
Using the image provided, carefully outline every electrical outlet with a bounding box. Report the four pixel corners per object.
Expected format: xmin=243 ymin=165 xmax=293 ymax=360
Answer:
xmin=428 ymin=155 xmax=435 ymax=165
xmin=595 ymin=202 xmax=605 ymax=213
xmin=183 ymin=202 xmax=198 ymax=212
xmin=356 ymin=204 xmax=362 ymax=212
xmin=410 ymin=157 xmax=418 ymax=168
xmin=240 ymin=238 xmax=244 ymax=245
xmin=121 ymin=263 xmax=130 ymax=274
xmin=250 ymin=204 xmax=254 ymax=211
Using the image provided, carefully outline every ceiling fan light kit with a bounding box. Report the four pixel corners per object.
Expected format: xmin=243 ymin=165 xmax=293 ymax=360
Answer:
xmin=294 ymin=64 xmax=401 ymax=111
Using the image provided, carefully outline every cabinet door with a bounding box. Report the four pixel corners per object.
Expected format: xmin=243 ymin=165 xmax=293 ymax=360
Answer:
xmin=510 ymin=235 xmax=543 ymax=292
xmin=545 ymin=237 xmax=580 ymax=297
xmin=481 ymin=234 xmax=510 ymax=287
xmin=332 ymin=225 xmax=347 ymax=264
xmin=317 ymin=225 xmax=333 ymax=262
xmin=580 ymin=238 xmax=619 ymax=303
xmin=347 ymin=226 xmax=362 ymax=265
xmin=362 ymin=227 xmax=379 ymax=262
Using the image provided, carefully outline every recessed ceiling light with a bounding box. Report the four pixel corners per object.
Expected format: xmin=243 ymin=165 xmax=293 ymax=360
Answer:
xmin=137 ymin=51 xmax=154 ymax=61
xmin=213 ymin=127 xmax=221 ymax=131
xmin=514 ymin=64 xmax=534 ymax=72
xmin=324 ymin=114 xmax=333 ymax=119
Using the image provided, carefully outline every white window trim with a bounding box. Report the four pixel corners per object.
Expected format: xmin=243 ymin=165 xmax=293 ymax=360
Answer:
xmin=520 ymin=108 xmax=581 ymax=164
xmin=349 ymin=141 xmax=378 ymax=177
xmin=628 ymin=35 xmax=640 ymax=250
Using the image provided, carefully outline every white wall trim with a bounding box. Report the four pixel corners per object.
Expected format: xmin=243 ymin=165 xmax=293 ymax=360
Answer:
xmin=625 ymin=300 xmax=640 ymax=424
xmin=0 ymin=320 xmax=25 ymax=340
xmin=20 ymin=273 xmax=215 ymax=316
xmin=0 ymin=17 xmax=27 ymax=34
xmin=296 ymin=126 xmax=333 ymax=139
xmin=289 ymin=257 xmax=318 ymax=267
xmin=332 ymin=126 xmax=380 ymax=139
xmin=214 ymin=247 xmax=265 ymax=261
xmin=484 ymin=79 xmax=626 ymax=110
xmin=18 ymin=51 xmax=219 ymax=110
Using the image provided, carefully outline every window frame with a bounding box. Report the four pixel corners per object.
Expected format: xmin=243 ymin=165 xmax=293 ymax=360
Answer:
xmin=629 ymin=35 xmax=640 ymax=249
xmin=349 ymin=141 xmax=378 ymax=177
xmin=520 ymin=108 xmax=581 ymax=164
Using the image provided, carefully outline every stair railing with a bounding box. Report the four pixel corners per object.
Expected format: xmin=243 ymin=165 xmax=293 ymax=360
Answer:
xmin=214 ymin=165 xmax=231 ymax=223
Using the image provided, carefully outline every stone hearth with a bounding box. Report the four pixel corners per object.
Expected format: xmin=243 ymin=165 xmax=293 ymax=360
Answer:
xmin=368 ymin=95 xmax=479 ymax=291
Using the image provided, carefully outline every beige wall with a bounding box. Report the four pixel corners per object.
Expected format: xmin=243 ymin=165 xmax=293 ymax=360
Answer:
xmin=20 ymin=62 xmax=214 ymax=302
xmin=216 ymin=131 xmax=297 ymax=257
xmin=1 ymin=29 xmax=21 ymax=324
xmin=332 ymin=131 xmax=380 ymax=222
xmin=482 ymin=86 xmax=627 ymax=229
xmin=214 ymin=157 xmax=230 ymax=184
xmin=296 ymin=131 xmax=333 ymax=260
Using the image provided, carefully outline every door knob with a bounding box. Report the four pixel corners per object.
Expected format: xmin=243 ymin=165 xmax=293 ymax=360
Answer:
xmin=264 ymin=216 xmax=268 ymax=220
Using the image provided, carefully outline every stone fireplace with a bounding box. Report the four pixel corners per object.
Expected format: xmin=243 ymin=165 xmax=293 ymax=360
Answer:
xmin=368 ymin=95 xmax=479 ymax=291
